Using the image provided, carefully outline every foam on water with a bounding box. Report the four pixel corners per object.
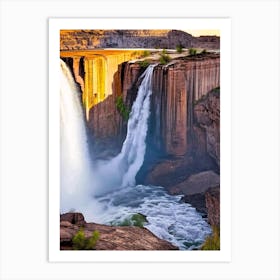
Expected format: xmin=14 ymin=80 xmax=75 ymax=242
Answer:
xmin=95 ymin=185 xmax=211 ymax=249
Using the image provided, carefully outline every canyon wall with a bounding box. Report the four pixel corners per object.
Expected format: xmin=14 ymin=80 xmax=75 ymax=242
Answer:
xmin=60 ymin=30 xmax=219 ymax=50
xmin=149 ymin=55 xmax=220 ymax=157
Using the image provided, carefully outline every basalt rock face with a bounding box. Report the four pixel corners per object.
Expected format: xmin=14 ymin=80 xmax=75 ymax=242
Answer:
xmin=60 ymin=212 xmax=178 ymax=250
xmin=175 ymin=170 xmax=220 ymax=220
xmin=141 ymin=54 xmax=220 ymax=186
xmin=60 ymin=30 xmax=219 ymax=50
xmin=193 ymin=88 xmax=220 ymax=167
xmin=149 ymin=54 xmax=220 ymax=157
xmin=205 ymin=186 xmax=220 ymax=227
xmin=178 ymin=172 xmax=220 ymax=225
xmin=181 ymin=185 xmax=220 ymax=227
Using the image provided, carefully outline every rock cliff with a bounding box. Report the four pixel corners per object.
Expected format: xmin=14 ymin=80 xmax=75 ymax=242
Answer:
xmin=193 ymin=87 xmax=220 ymax=167
xmin=62 ymin=52 xmax=220 ymax=182
xmin=60 ymin=30 xmax=219 ymax=50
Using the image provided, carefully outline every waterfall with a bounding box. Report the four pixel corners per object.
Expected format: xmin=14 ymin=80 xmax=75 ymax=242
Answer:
xmin=95 ymin=65 xmax=156 ymax=194
xmin=60 ymin=59 xmax=96 ymax=215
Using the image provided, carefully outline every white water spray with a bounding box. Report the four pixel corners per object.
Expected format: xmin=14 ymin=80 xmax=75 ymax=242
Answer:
xmin=95 ymin=65 xmax=156 ymax=194
xmin=60 ymin=59 xmax=98 ymax=217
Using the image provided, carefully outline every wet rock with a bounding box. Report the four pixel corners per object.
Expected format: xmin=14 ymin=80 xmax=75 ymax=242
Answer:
xmin=205 ymin=186 xmax=220 ymax=227
xmin=181 ymin=193 xmax=207 ymax=215
xmin=180 ymin=185 xmax=220 ymax=227
xmin=170 ymin=170 xmax=220 ymax=195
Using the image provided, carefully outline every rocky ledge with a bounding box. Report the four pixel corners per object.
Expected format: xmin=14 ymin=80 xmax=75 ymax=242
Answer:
xmin=60 ymin=213 xmax=178 ymax=250
xmin=161 ymin=169 xmax=220 ymax=227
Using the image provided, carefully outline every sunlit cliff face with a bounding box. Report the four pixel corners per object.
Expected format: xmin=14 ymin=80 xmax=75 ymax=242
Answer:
xmin=60 ymin=50 xmax=139 ymax=120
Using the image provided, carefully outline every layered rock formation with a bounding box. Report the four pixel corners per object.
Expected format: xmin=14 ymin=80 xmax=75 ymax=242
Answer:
xmin=60 ymin=30 xmax=219 ymax=51
xmin=60 ymin=212 xmax=178 ymax=250
xmin=150 ymin=54 xmax=220 ymax=157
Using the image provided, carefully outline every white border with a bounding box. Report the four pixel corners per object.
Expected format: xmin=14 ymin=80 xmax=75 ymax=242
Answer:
xmin=1 ymin=1 xmax=279 ymax=279
xmin=49 ymin=18 xmax=231 ymax=262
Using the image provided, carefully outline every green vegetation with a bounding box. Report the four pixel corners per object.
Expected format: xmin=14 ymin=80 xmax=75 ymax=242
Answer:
xmin=116 ymin=96 xmax=130 ymax=121
xmin=193 ymin=86 xmax=220 ymax=106
xmin=159 ymin=49 xmax=171 ymax=65
xmin=131 ymin=213 xmax=147 ymax=227
xmin=176 ymin=44 xmax=184 ymax=53
xmin=72 ymin=229 xmax=100 ymax=250
xmin=138 ymin=60 xmax=150 ymax=68
xmin=213 ymin=86 xmax=220 ymax=93
xmin=141 ymin=50 xmax=151 ymax=58
xmin=201 ymin=226 xmax=220 ymax=250
xmin=201 ymin=49 xmax=207 ymax=54
xmin=131 ymin=50 xmax=141 ymax=58
xmin=113 ymin=213 xmax=148 ymax=228
xmin=189 ymin=48 xmax=197 ymax=56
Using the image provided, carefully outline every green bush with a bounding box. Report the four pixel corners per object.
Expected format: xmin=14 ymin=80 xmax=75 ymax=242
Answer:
xmin=116 ymin=96 xmax=130 ymax=121
xmin=176 ymin=44 xmax=184 ymax=53
xmin=131 ymin=213 xmax=147 ymax=227
xmin=138 ymin=60 xmax=150 ymax=68
xmin=159 ymin=49 xmax=171 ymax=65
xmin=141 ymin=50 xmax=151 ymax=58
xmin=213 ymin=86 xmax=220 ymax=92
xmin=159 ymin=54 xmax=171 ymax=64
xmin=113 ymin=213 xmax=147 ymax=228
xmin=72 ymin=229 xmax=100 ymax=250
xmin=189 ymin=48 xmax=197 ymax=56
xmin=201 ymin=49 xmax=207 ymax=54
xmin=201 ymin=226 xmax=220 ymax=250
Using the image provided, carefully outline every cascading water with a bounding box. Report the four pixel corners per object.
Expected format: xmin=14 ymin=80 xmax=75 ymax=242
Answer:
xmin=94 ymin=65 xmax=156 ymax=194
xmin=60 ymin=61 xmax=211 ymax=249
xmin=60 ymin=59 xmax=99 ymax=219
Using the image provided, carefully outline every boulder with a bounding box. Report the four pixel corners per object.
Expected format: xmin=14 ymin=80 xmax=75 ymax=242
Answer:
xmin=60 ymin=212 xmax=86 ymax=226
xmin=170 ymin=170 xmax=220 ymax=195
xmin=181 ymin=185 xmax=220 ymax=227
xmin=181 ymin=193 xmax=207 ymax=215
